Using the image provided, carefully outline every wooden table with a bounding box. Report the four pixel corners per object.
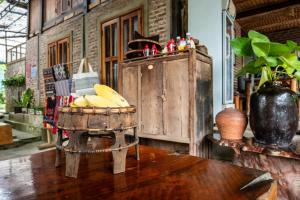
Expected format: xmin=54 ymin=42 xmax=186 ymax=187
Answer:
xmin=0 ymin=145 xmax=276 ymax=200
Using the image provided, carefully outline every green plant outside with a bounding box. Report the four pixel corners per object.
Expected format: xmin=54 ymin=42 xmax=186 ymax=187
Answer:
xmin=13 ymin=88 xmax=34 ymax=108
xmin=2 ymin=75 xmax=25 ymax=87
xmin=231 ymin=30 xmax=300 ymax=88
xmin=0 ymin=92 xmax=5 ymax=104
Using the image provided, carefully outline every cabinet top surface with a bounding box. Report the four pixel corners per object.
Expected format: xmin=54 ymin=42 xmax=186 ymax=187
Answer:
xmin=122 ymin=49 xmax=212 ymax=65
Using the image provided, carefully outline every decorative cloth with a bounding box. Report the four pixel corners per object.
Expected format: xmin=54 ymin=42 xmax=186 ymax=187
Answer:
xmin=43 ymin=68 xmax=56 ymax=97
xmin=44 ymin=95 xmax=74 ymax=136
xmin=53 ymin=64 xmax=69 ymax=81
xmin=55 ymin=79 xmax=71 ymax=96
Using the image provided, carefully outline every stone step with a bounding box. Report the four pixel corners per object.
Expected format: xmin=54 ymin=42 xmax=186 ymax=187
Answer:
xmin=4 ymin=119 xmax=48 ymax=142
xmin=0 ymin=129 xmax=41 ymax=150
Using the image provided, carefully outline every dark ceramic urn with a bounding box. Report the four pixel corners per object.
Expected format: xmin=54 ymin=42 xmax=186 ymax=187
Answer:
xmin=250 ymin=83 xmax=299 ymax=148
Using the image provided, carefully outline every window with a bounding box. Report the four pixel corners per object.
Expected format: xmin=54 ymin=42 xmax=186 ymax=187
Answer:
xmin=48 ymin=37 xmax=71 ymax=71
xmin=101 ymin=9 xmax=142 ymax=90
xmin=222 ymin=11 xmax=234 ymax=104
xmin=120 ymin=10 xmax=142 ymax=59
xmin=101 ymin=19 xmax=119 ymax=90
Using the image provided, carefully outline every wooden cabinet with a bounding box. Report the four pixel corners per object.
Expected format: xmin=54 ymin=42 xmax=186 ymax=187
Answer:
xmin=119 ymin=50 xmax=213 ymax=157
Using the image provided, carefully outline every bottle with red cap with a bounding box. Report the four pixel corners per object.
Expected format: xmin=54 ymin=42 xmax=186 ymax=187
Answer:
xmin=143 ymin=44 xmax=150 ymax=57
xmin=167 ymin=38 xmax=176 ymax=53
xmin=151 ymin=44 xmax=158 ymax=56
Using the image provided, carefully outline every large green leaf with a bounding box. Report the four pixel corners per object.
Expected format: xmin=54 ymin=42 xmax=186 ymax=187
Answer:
xmin=285 ymin=65 xmax=296 ymax=76
xmin=265 ymin=57 xmax=278 ymax=66
xmin=255 ymin=57 xmax=267 ymax=67
xmin=236 ymin=61 xmax=261 ymax=77
xmin=258 ymin=67 xmax=270 ymax=88
xmin=279 ymin=54 xmax=300 ymax=71
xmin=230 ymin=37 xmax=253 ymax=56
xmin=287 ymin=40 xmax=297 ymax=49
xmin=248 ymin=30 xmax=270 ymax=43
xmin=251 ymin=41 xmax=270 ymax=57
xmin=269 ymin=42 xmax=292 ymax=56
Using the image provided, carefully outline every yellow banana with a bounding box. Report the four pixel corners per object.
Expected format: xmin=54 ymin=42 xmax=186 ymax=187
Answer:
xmin=85 ymin=95 xmax=120 ymax=107
xmin=94 ymin=84 xmax=130 ymax=107
xmin=73 ymin=96 xmax=89 ymax=107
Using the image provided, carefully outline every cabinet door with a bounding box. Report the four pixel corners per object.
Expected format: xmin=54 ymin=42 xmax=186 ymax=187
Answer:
xmin=122 ymin=65 xmax=139 ymax=131
xmin=163 ymin=59 xmax=189 ymax=141
xmin=141 ymin=63 xmax=163 ymax=135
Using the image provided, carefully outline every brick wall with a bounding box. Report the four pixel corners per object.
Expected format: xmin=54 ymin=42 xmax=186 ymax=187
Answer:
xmin=148 ymin=0 xmax=169 ymax=43
xmin=26 ymin=36 xmax=39 ymax=105
xmin=26 ymin=0 xmax=169 ymax=106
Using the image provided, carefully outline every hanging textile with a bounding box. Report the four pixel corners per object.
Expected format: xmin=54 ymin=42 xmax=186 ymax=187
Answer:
xmin=53 ymin=63 xmax=69 ymax=81
xmin=43 ymin=68 xmax=56 ymax=97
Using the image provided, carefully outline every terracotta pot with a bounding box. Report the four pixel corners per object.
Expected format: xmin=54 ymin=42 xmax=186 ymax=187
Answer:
xmin=216 ymin=108 xmax=248 ymax=140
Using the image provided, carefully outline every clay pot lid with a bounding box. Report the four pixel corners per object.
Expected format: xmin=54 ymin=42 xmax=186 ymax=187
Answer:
xmin=125 ymin=49 xmax=144 ymax=59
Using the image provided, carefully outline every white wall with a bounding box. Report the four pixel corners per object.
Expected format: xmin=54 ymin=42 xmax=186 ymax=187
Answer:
xmin=189 ymin=0 xmax=223 ymax=118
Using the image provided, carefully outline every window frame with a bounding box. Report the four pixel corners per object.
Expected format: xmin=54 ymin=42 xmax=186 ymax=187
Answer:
xmin=120 ymin=9 xmax=142 ymax=60
xmin=47 ymin=37 xmax=71 ymax=72
xmin=101 ymin=18 xmax=120 ymax=88
xmin=100 ymin=8 xmax=143 ymax=90
xmin=222 ymin=10 xmax=235 ymax=104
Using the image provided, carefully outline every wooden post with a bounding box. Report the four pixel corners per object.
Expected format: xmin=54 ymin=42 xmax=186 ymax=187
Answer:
xmin=55 ymin=129 xmax=63 ymax=167
xmin=134 ymin=127 xmax=140 ymax=160
xmin=65 ymin=132 xmax=85 ymax=178
xmin=291 ymin=78 xmax=298 ymax=93
xmin=246 ymin=82 xmax=251 ymax=115
xmin=234 ymin=95 xmax=240 ymax=110
xmin=112 ymin=131 xmax=128 ymax=174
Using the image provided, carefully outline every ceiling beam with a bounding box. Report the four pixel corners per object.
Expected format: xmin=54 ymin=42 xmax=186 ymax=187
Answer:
xmin=236 ymin=0 xmax=300 ymax=19
xmin=244 ymin=18 xmax=300 ymax=33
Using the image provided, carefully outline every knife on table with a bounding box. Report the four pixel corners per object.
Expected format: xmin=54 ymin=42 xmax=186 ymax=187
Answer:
xmin=240 ymin=172 xmax=273 ymax=191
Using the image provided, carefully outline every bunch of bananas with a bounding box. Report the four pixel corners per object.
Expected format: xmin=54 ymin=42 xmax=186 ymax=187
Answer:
xmin=71 ymin=84 xmax=130 ymax=108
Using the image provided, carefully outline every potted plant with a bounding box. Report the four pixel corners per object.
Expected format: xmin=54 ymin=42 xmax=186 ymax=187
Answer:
xmin=231 ymin=30 xmax=300 ymax=148
xmin=13 ymin=97 xmax=23 ymax=113
xmin=34 ymin=106 xmax=44 ymax=115
xmin=21 ymin=89 xmax=33 ymax=113
xmin=13 ymin=89 xmax=34 ymax=114
xmin=28 ymin=107 xmax=35 ymax=115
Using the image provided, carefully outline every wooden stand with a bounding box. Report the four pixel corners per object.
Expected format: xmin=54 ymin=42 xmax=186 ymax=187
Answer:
xmin=55 ymin=106 xmax=139 ymax=178
xmin=0 ymin=123 xmax=13 ymax=145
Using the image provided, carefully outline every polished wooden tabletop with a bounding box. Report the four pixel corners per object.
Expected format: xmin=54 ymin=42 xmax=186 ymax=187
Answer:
xmin=0 ymin=145 xmax=272 ymax=200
